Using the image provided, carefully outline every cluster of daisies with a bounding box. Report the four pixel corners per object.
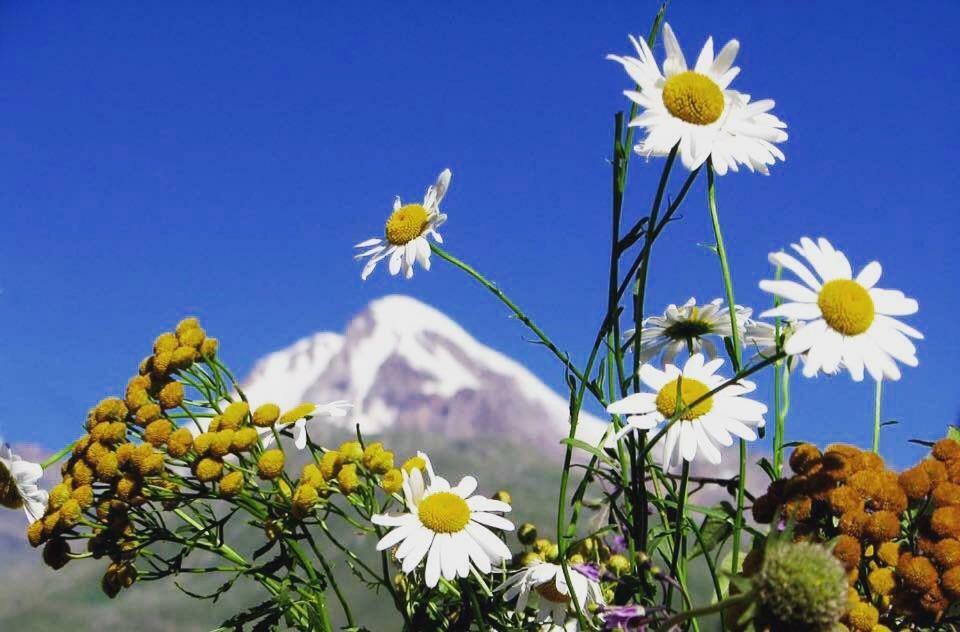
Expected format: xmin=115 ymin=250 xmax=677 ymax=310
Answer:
xmin=354 ymin=24 xmax=922 ymax=474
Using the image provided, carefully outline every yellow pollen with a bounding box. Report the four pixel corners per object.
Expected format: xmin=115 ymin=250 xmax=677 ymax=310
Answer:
xmin=418 ymin=491 xmax=470 ymax=534
xmin=661 ymin=71 xmax=725 ymax=125
xmin=655 ymin=378 xmax=713 ymax=420
xmin=817 ymin=279 xmax=875 ymax=336
xmin=385 ymin=204 xmax=429 ymax=245
xmin=535 ymin=581 xmax=571 ymax=604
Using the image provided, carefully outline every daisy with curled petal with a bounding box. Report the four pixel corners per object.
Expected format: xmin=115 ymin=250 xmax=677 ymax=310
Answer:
xmin=743 ymin=318 xmax=805 ymax=370
xmin=606 ymin=353 xmax=767 ymax=468
xmin=498 ymin=561 xmax=604 ymax=628
xmin=372 ymin=452 xmax=513 ymax=588
xmin=608 ymin=23 xmax=787 ymax=174
xmin=260 ymin=400 xmax=352 ymax=450
xmin=355 ymin=169 xmax=451 ymax=280
xmin=759 ymin=237 xmax=922 ymax=382
xmin=0 ymin=443 xmax=48 ymax=522
xmin=624 ymin=297 xmax=751 ymax=365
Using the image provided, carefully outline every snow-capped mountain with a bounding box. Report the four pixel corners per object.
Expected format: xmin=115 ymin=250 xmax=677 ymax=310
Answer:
xmin=241 ymin=295 xmax=606 ymax=450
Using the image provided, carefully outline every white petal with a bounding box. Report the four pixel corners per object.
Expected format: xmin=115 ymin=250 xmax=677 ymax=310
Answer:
xmin=758 ymin=280 xmax=818 ymax=303
xmin=856 ymin=262 xmax=882 ymax=289
xmin=464 ymin=522 xmax=511 ymax=562
xmin=425 ymin=537 xmax=442 ymax=587
xmin=607 ymin=393 xmax=657 ymax=416
xmin=783 ymin=318 xmax=828 ymax=354
xmin=466 ymin=496 xmax=511 ymax=513
xmin=470 ymin=512 xmax=515 ymax=531
xmin=452 ymin=476 xmax=478 ymax=498
xmin=870 ymin=289 xmax=919 ymax=316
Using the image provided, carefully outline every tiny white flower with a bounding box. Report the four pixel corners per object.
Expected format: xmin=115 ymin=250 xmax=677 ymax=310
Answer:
xmin=498 ymin=562 xmax=604 ymax=628
xmin=607 ymin=353 xmax=767 ymax=468
xmin=759 ymin=237 xmax=922 ymax=381
xmin=0 ymin=443 xmax=48 ymax=522
xmin=624 ymin=297 xmax=751 ymax=365
xmin=355 ymin=169 xmax=451 ymax=280
xmin=609 ymin=24 xmax=787 ymax=175
xmin=260 ymin=401 xmax=352 ymax=450
xmin=372 ymin=452 xmax=513 ymax=588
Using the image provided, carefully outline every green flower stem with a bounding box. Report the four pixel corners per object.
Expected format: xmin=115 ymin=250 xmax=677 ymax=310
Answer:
xmin=430 ymin=244 xmax=603 ymax=406
xmin=656 ymin=589 xmax=754 ymax=632
xmin=705 ymin=160 xmax=746 ymax=575
xmin=771 ymin=263 xmax=786 ymax=477
xmin=873 ymin=379 xmax=883 ymax=453
xmin=666 ymin=460 xmax=690 ymax=609
xmin=40 ymin=442 xmax=74 ymax=470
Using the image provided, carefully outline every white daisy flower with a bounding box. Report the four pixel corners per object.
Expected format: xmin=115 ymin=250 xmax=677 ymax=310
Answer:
xmin=606 ymin=353 xmax=767 ymax=468
xmin=260 ymin=400 xmax=352 ymax=450
xmin=372 ymin=452 xmax=513 ymax=588
xmin=355 ymin=169 xmax=451 ymax=280
xmin=759 ymin=237 xmax=922 ymax=382
xmin=608 ymin=24 xmax=787 ymax=174
xmin=624 ymin=297 xmax=751 ymax=365
xmin=0 ymin=443 xmax=48 ymax=522
xmin=743 ymin=318 xmax=805 ymax=370
xmin=498 ymin=562 xmax=604 ymax=628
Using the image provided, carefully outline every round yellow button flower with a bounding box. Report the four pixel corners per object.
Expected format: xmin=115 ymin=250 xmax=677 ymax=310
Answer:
xmin=257 ymin=449 xmax=285 ymax=480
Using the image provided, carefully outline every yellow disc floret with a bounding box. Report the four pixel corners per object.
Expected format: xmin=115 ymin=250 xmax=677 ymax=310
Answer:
xmin=661 ymin=71 xmax=725 ymax=126
xmin=418 ymin=491 xmax=471 ymax=534
xmin=818 ymin=280 xmax=875 ymax=336
xmin=219 ymin=471 xmax=244 ymax=497
xmin=257 ymin=450 xmax=285 ymax=480
xmin=381 ymin=469 xmax=403 ymax=495
xmin=385 ymin=204 xmax=429 ymax=245
xmin=655 ymin=377 xmax=713 ymax=420
xmin=252 ymin=403 xmax=280 ymax=427
xmin=337 ymin=464 xmax=360 ymax=494
xmin=220 ymin=401 xmax=250 ymax=429
xmin=338 ymin=441 xmax=364 ymax=464
xmin=157 ymin=382 xmax=184 ymax=410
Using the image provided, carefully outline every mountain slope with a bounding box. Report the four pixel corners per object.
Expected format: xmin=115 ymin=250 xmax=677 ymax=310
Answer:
xmin=240 ymin=295 xmax=606 ymax=449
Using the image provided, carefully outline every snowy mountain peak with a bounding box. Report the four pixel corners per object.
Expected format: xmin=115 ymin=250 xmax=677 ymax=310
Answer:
xmin=241 ymin=295 xmax=605 ymax=450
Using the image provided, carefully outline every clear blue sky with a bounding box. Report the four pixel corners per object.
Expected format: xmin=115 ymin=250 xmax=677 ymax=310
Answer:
xmin=1 ymin=1 xmax=957 ymax=467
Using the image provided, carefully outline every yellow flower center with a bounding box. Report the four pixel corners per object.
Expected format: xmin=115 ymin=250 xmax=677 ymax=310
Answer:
xmin=661 ymin=71 xmax=725 ymax=126
xmin=385 ymin=204 xmax=430 ymax=246
xmin=655 ymin=378 xmax=713 ymax=421
xmin=817 ymin=279 xmax=875 ymax=336
xmin=418 ymin=491 xmax=471 ymax=533
xmin=536 ymin=580 xmax=571 ymax=604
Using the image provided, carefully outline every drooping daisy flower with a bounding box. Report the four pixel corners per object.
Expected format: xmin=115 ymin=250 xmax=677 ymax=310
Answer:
xmin=759 ymin=237 xmax=922 ymax=381
xmin=608 ymin=24 xmax=787 ymax=174
xmin=355 ymin=169 xmax=451 ymax=280
xmin=624 ymin=297 xmax=751 ymax=364
xmin=0 ymin=443 xmax=48 ymax=522
xmin=606 ymin=354 xmax=767 ymax=467
xmin=372 ymin=452 xmax=513 ymax=588
xmin=498 ymin=562 xmax=605 ymax=627
xmin=743 ymin=318 xmax=805 ymax=369
xmin=260 ymin=400 xmax=352 ymax=450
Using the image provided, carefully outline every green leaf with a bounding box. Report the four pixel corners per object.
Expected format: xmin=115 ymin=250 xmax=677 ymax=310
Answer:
xmin=689 ymin=511 xmax=733 ymax=560
xmin=713 ymin=550 xmax=748 ymax=602
xmin=559 ymin=438 xmax=617 ymax=467
xmin=948 ymin=425 xmax=960 ymax=442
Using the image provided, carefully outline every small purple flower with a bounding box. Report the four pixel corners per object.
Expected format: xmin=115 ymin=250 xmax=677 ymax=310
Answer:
xmin=573 ymin=562 xmax=601 ymax=583
xmin=601 ymin=604 xmax=648 ymax=630
xmin=610 ymin=533 xmax=629 ymax=554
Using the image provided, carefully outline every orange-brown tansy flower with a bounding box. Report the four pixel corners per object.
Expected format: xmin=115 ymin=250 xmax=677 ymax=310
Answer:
xmin=71 ymin=459 xmax=94 ymax=486
xmin=933 ymin=538 xmax=960 ymax=570
xmin=932 ymin=481 xmax=960 ymax=507
xmin=833 ymin=534 xmax=862 ymax=571
xmin=95 ymin=452 xmax=120 ymax=481
xmin=152 ymin=351 xmax=173 ymax=375
xmin=899 ymin=465 xmax=932 ymax=501
xmin=209 ymin=430 xmax=235 ymax=458
xmin=95 ymin=398 xmax=128 ymax=424
xmin=918 ymin=583 xmax=948 ymax=615
xmin=838 ymin=508 xmax=869 ymax=538
xmin=170 ymin=346 xmax=198 ymax=369
xmin=931 ymin=506 xmax=960 ymax=539
xmin=200 ymin=337 xmax=219 ymax=358
xmin=896 ymin=553 xmax=939 ymax=592
xmin=26 ymin=520 xmax=45 ymax=547
xmin=115 ymin=474 xmax=139 ymax=501
xmin=192 ymin=432 xmax=213 ymax=456
xmin=829 ymin=486 xmax=865 ymax=515
xmin=789 ymin=443 xmax=822 ymax=475
xmin=135 ymin=403 xmax=162 ymax=427
xmin=177 ymin=327 xmax=205 ymax=349
xmin=848 ymin=471 xmax=882 ymax=501
xmin=933 ymin=438 xmax=960 ymax=463
xmin=854 ymin=451 xmax=885 ymax=472
xmin=863 ymin=511 xmax=900 ymax=543
xmin=782 ymin=495 xmax=813 ymax=521
xmin=751 ymin=494 xmax=777 ymax=524
xmin=47 ymin=483 xmax=71 ymax=511
xmin=71 ymin=485 xmax=94 ymax=508
xmin=921 ymin=458 xmax=948 ymax=484
xmin=942 ymin=566 xmax=960 ymax=600
xmin=175 ymin=317 xmax=201 ymax=336
xmin=84 ymin=440 xmax=109 ymax=465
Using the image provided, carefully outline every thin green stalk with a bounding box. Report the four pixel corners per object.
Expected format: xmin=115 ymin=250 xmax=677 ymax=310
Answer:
xmin=657 ymin=590 xmax=754 ymax=632
xmin=873 ymin=379 xmax=883 ymax=453
xmin=705 ymin=160 xmax=745 ymax=575
xmin=431 ymin=244 xmax=602 ymax=405
xmin=771 ymin=264 xmax=786 ymax=477
xmin=666 ymin=460 xmax=690 ymax=608
xmin=40 ymin=442 xmax=74 ymax=470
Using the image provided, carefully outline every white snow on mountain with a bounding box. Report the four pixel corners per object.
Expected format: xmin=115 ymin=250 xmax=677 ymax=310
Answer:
xmin=240 ymin=295 xmax=607 ymax=450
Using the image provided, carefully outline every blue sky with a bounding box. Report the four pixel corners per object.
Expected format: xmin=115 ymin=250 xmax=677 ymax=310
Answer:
xmin=1 ymin=1 xmax=957 ymax=468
